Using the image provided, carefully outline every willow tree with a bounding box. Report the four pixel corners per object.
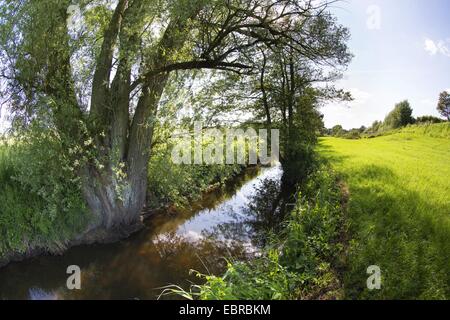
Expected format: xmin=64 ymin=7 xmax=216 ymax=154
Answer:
xmin=437 ymin=91 xmax=450 ymax=121
xmin=185 ymin=41 xmax=352 ymax=184
xmin=0 ymin=0 xmax=350 ymax=239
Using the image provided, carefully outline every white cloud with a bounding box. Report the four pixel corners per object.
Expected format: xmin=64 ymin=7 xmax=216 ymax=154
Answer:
xmin=424 ymin=38 xmax=438 ymax=55
xmin=322 ymin=88 xmax=376 ymax=129
xmin=347 ymin=88 xmax=372 ymax=108
xmin=323 ymin=88 xmax=372 ymax=114
xmin=424 ymin=38 xmax=450 ymax=57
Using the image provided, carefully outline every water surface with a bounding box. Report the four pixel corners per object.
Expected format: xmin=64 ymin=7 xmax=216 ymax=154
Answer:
xmin=0 ymin=165 xmax=282 ymax=300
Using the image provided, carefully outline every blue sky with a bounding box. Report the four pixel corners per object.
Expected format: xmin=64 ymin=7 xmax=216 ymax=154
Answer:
xmin=323 ymin=0 xmax=450 ymax=129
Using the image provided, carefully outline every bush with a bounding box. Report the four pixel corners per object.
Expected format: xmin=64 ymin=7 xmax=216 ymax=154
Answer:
xmin=0 ymin=125 xmax=90 ymax=257
xmin=415 ymin=116 xmax=445 ymax=124
xmin=173 ymin=164 xmax=346 ymax=300
xmin=281 ymin=141 xmax=317 ymax=184
xmin=343 ymin=129 xmax=361 ymax=139
xmin=148 ymin=139 xmax=244 ymax=208
xmin=383 ymin=100 xmax=414 ymax=130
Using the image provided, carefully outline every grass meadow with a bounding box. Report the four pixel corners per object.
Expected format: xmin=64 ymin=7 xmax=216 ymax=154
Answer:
xmin=318 ymin=124 xmax=450 ymax=299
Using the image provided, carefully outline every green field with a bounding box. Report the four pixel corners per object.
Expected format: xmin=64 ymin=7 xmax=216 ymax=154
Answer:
xmin=318 ymin=124 xmax=450 ymax=299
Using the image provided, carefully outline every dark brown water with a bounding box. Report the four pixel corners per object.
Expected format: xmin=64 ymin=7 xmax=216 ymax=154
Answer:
xmin=0 ymin=165 xmax=282 ymax=300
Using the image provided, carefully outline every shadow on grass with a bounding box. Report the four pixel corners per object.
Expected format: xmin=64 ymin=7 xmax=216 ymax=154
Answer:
xmin=340 ymin=164 xmax=449 ymax=299
xmin=316 ymin=140 xmax=351 ymax=166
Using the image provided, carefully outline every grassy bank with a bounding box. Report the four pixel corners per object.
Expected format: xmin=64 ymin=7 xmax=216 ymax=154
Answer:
xmin=393 ymin=122 xmax=450 ymax=139
xmin=0 ymin=137 xmax=245 ymax=261
xmin=0 ymin=140 xmax=88 ymax=257
xmin=318 ymin=123 xmax=450 ymax=299
xmin=173 ymin=164 xmax=347 ymax=300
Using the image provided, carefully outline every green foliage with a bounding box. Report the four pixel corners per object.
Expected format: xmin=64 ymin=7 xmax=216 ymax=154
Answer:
xmin=336 ymin=100 xmax=418 ymax=139
xmin=366 ymin=122 xmax=450 ymax=139
xmin=397 ymin=122 xmax=450 ymax=139
xmin=370 ymin=120 xmax=382 ymax=133
xmin=1 ymin=0 xmax=353 ymax=249
xmin=331 ymin=125 xmax=344 ymax=136
xmin=319 ymin=125 xmax=450 ymax=299
xmin=415 ymin=115 xmax=445 ymax=124
xmin=0 ymin=125 xmax=90 ymax=256
xmin=0 ymin=141 xmax=41 ymax=254
xmin=383 ymin=100 xmax=414 ymax=130
xmin=174 ymin=164 xmax=345 ymax=300
xmin=437 ymin=91 xmax=450 ymax=121
xmin=281 ymin=89 xmax=325 ymax=183
xmin=344 ymin=128 xmax=362 ymax=139
xmin=282 ymin=140 xmax=317 ymax=183
xmin=148 ymin=137 xmax=244 ymax=208
xmin=193 ymin=251 xmax=296 ymax=300
xmin=328 ymin=126 xmax=363 ymax=140
xmin=330 ymin=118 xmax=448 ymax=141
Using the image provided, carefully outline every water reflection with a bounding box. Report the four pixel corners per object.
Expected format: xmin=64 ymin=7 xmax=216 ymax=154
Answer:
xmin=0 ymin=165 xmax=283 ymax=300
xmin=29 ymin=288 xmax=59 ymax=300
xmin=203 ymin=169 xmax=294 ymax=249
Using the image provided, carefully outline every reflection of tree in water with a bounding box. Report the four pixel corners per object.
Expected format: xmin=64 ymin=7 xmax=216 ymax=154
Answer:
xmin=201 ymin=177 xmax=293 ymax=249
xmin=53 ymin=231 xmax=252 ymax=300
xmin=152 ymin=232 xmax=252 ymax=270
xmin=2 ymin=167 xmax=289 ymax=300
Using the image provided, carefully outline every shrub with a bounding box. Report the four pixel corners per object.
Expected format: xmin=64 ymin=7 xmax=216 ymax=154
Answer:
xmin=415 ymin=115 xmax=444 ymax=124
xmin=171 ymin=164 xmax=346 ymax=300
xmin=148 ymin=139 xmax=244 ymax=208
xmin=0 ymin=125 xmax=90 ymax=256
xmin=383 ymin=100 xmax=414 ymax=130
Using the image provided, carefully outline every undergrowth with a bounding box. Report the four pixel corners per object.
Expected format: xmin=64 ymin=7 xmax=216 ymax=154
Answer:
xmin=165 ymin=164 xmax=347 ymax=300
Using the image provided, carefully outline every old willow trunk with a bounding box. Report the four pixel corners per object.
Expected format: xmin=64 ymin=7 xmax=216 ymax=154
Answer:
xmin=82 ymin=76 xmax=169 ymax=238
xmin=79 ymin=0 xmax=184 ymax=239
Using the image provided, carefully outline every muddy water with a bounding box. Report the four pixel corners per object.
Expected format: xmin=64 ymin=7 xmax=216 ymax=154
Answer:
xmin=0 ymin=165 xmax=282 ymax=300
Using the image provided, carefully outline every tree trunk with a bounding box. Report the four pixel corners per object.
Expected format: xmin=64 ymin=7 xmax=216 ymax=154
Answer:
xmin=260 ymin=52 xmax=271 ymax=127
xmin=81 ymin=74 xmax=168 ymax=241
xmin=81 ymin=167 xmax=147 ymax=240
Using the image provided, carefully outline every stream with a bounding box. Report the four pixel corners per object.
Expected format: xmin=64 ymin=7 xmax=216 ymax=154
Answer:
xmin=0 ymin=165 xmax=283 ymax=300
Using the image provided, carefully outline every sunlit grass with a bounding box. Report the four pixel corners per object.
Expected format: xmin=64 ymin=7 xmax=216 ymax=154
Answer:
xmin=318 ymin=124 xmax=450 ymax=299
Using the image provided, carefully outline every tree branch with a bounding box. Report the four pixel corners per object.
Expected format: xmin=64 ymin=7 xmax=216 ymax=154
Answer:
xmin=90 ymin=0 xmax=128 ymax=122
xmin=130 ymin=60 xmax=251 ymax=91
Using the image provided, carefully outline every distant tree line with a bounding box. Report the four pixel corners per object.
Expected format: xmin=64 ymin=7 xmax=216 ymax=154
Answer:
xmin=326 ymin=91 xmax=449 ymax=139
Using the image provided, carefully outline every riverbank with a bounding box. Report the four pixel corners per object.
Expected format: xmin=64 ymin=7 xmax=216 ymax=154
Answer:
xmin=0 ymin=138 xmax=250 ymax=269
xmin=173 ymin=163 xmax=349 ymax=300
xmin=0 ymin=165 xmax=280 ymax=299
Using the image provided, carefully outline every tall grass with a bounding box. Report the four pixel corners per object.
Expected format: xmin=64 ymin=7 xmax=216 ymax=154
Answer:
xmin=397 ymin=122 xmax=450 ymax=139
xmin=319 ymin=123 xmax=450 ymax=299
xmin=0 ymin=140 xmax=88 ymax=258
xmin=367 ymin=122 xmax=450 ymax=139
xmin=0 ymin=141 xmax=42 ymax=255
